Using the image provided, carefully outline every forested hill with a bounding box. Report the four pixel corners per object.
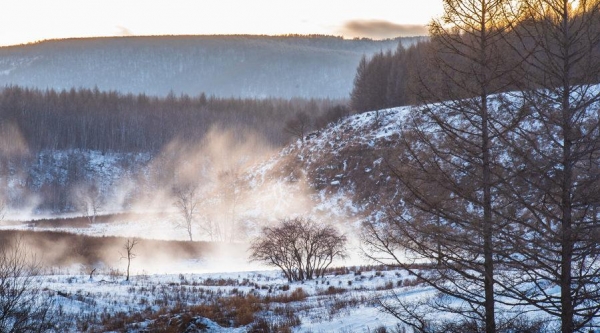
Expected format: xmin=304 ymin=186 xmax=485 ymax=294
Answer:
xmin=0 ymin=35 xmax=422 ymax=99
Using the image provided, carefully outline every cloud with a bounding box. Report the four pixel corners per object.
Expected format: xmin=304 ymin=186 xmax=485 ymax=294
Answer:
xmin=339 ymin=20 xmax=428 ymax=39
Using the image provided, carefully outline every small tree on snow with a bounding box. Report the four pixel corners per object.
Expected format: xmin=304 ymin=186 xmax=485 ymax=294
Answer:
xmin=120 ymin=238 xmax=138 ymax=282
xmin=250 ymin=217 xmax=347 ymax=282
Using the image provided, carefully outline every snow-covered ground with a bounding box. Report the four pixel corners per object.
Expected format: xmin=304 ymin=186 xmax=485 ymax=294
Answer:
xmin=40 ymin=265 xmax=429 ymax=332
xmin=0 ymin=214 xmax=426 ymax=331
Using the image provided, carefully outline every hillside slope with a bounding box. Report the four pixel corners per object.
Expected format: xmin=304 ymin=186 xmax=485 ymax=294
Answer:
xmin=248 ymin=107 xmax=408 ymax=224
xmin=0 ymin=35 xmax=423 ymax=99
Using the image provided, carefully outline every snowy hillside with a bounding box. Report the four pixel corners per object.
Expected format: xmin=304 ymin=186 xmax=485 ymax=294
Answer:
xmin=1 ymin=149 xmax=153 ymax=218
xmin=249 ymin=107 xmax=410 ymax=225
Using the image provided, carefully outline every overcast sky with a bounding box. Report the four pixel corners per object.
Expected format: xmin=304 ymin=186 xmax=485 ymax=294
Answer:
xmin=0 ymin=0 xmax=442 ymax=46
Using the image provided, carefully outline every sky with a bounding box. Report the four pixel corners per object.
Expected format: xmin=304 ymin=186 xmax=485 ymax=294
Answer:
xmin=0 ymin=0 xmax=443 ymax=47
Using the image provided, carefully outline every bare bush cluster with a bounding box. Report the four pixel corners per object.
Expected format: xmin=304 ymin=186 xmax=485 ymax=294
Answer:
xmin=250 ymin=217 xmax=347 ymax=282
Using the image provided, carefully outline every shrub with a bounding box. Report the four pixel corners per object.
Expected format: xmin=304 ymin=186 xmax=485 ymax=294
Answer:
xmin=249 ymin=217 xmax=346 ymax=282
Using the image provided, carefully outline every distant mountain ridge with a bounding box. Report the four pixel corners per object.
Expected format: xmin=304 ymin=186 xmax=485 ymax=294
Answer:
xmin=0 ymin=35 xmax=424 ymax=99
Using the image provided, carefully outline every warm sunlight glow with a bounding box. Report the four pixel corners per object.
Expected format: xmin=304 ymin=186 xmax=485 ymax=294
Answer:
xmin=0 ymin=0 xmax=443 ymax=46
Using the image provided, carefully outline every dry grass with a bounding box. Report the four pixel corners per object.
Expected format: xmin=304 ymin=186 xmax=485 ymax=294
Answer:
xmin=265 ymin=287 xmax=308 ymax=303
xmin=93 ymin=290 xmax=303 ymax=332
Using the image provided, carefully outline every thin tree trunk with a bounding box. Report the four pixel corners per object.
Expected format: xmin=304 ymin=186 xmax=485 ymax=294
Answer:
xmin=482 ymin=94 xmax=496 ymax=333
xmin=560 ymin=82 xmax=574 ymax=333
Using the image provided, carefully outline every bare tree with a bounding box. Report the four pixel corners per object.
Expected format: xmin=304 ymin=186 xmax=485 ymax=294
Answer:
xmin=250 ymin=217 xmax=346 ymax=282
xmin=172 ymin=184 xmax=200 ymax=241
xmin=284 ymin=111 xmax=311 ymax=145
xmin=362 ymin=0 xmax=522 ymax=331
xmin=120 ymin=238 xmax=138 ymax=282
xmin=350 ymin=53 xmax=395 ymax=116
xmin=0 ymin=238 xmax=54 ymax=332
xmin=496 ymin=1 xmax=600 ymax=332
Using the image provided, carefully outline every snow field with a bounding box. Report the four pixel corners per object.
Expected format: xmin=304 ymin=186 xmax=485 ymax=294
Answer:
xmin=38 ymin=265 xmax=428 ymax=332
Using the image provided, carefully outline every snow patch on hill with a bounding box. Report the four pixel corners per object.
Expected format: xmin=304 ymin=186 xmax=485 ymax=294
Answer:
xmin=248 ymin=106 xmax=411 ymax=227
